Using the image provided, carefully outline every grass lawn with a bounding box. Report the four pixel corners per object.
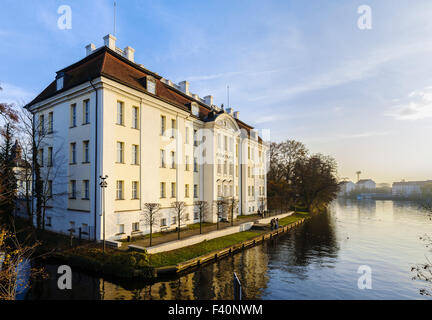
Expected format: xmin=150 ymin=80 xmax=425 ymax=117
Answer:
xmin=278 ymin=211 xmax=310 ymax=226
xmin=148 ymin=230 xmax=263 ymax=267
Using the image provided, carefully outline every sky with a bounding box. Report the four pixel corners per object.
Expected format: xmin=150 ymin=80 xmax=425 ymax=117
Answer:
xmin=0 ymin=0 xmax=431 ymax=184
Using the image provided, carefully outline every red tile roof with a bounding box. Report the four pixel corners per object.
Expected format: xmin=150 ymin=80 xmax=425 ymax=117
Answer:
xmin=27 ymin=46 xmax=260 ymax=141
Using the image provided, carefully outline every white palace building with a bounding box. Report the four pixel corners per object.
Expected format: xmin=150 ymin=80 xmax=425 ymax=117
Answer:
xmin=25 ymin=35 xmax=268 ymax=241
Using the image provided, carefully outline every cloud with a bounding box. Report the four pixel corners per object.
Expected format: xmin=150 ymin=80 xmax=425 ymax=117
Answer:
xmin=388 ymin=87 xmax=432 ymax=120
xmin=0 ymin=82 xmax=35 ymax=106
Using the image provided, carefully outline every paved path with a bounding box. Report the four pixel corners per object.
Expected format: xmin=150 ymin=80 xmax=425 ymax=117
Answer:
xmin=120 ymin=215 xmax=261 ymax=250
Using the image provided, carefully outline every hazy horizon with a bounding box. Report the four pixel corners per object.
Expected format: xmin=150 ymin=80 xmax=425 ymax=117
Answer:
xmin=0 ymin=1 xmax=431 ymax=183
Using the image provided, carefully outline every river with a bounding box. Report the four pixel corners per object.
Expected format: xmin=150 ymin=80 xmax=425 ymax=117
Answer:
xmin=25 ymin=200 xmax=432 ymax=300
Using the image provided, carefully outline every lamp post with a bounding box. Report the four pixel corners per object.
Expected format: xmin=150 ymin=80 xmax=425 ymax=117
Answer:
xmin=99 ymin=175 xmax=108 ymax=253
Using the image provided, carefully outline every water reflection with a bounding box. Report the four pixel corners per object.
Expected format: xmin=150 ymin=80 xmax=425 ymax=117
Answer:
xmin=26 ymin=200 xmax=432 ymax=300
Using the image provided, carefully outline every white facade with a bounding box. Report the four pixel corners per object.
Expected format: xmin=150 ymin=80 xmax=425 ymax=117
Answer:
xmin=26 ymin=35 xmax=268 ymax=241
xmin=356 ymin=179 xmax=376 ymax=191
xmin=392 ymin=180 xmax=432 ymax=196
xmin=338 ymin=181 xmax=356 ymax=196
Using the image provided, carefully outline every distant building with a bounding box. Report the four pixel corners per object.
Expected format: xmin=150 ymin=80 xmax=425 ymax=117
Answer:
xmin=356 ymin=179 xmax=376 ymax=191
xmin=338 ymin=181 xmax=356 ymax=196
xmin=392 ymin=180 xmax=432 ymax=197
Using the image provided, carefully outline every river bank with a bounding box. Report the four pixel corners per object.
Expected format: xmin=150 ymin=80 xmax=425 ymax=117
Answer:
xmin=38 ymin=212 xmax=311 ymax=280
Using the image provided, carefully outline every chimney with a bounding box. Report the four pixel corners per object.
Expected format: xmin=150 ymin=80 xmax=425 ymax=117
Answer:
xmin=124 ymin=46 xmax=135 ymax=62
xmin=204 ymin=95 xmax=213 ymax=106
xmin=103 ymin=34 xmax=117 ymax=50
xmin=179 ymin=81 xmax=190 ymax=95
xmin=233 ymin=111 xmax=239 ymax=119
xmin=85 ymin=43 xmax=96 ymax=56
xmin=192 ymin=93 xmax=199 ymax=100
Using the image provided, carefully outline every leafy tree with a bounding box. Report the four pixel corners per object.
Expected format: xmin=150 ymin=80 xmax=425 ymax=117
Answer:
xmin=292 ymin=153 xmax=339 ymax=213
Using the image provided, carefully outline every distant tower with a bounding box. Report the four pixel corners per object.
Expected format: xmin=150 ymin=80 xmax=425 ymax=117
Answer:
xmin=356 ymin=171 xmax=362 ymax=182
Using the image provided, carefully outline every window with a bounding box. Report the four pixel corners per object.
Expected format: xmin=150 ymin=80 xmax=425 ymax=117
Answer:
xmin=132 ymin=222 xmax=140 ymax=232
xmin=218 ymin=185 xmax=221 ymax=197
xmin=194 ymin=184 xmax=198 ymax=198
xmin=248 ymin=167 xmax=250 ymax=178
xmin=217 ymin=160 xmax=221 ymax=174
xmin=252 ymin=186 xmax=255 ymax=197
xmin=229 ymin=138 xmax=233 ymax=152
xmin=185 ymin=156 xmax=190 ymax=171
xmin=171 ymin=119 xmax=176 ymax=138
xmin=171 ymin=151 xmax=175 ymax=169
xmin=116 ymin=142 xmax=124 ymax=163
xmin=224 ymin=161 xmax=227 ymax=175
xmin=116 ymin=181 xmax=124 ymax=199
xmin=236 ymin=165 xmax=239 ymax=177
xmin=47 ymin=147 xmax=53 ymax=166
xmin=224 ymin=136 xmax=228 ymax=151
xmin=46 ymin=217 xmax=52 ymax=227
xmin=160 ymin=218 xmax=167 ymax=227
xmin=171 ymin=182 xmax=176 ymax=198
xmin=236 ymin=186 xmax=239 ymax=196
xmin=48 ymin=180 xmax=53 ymax=198
xmin=193 ymin=129 xmax=198 ymax=146
xmin=48 ymin=112 xmax=53 ymax=133
xmin=83 ymin=100 xmax=90 ymax=124
xmin=132 ymin=106 xmax=139 ymax=129
xmin=236 ymin=144 xmax=239 ymax=157
xmin=39 ymin=114 xmax=44 ymax=134
xmin=132 ymin=145 xmax=139 ymax=164
xmin=185 ymin=127 xmax=189 ymax=144
xmin=70 ymin=180 xmax=76 ymax=199
xmin=229 ymin=163 xmax=233 ymax=175
xmin=38 ymin=149 xmax=44 ymax=167
xmin=248 ymin=186 xmax=251 ymax=196
xmin=193 ymin=157 xmax=198 ymax=172
xmin=70 ymin=143 xmax=76 ymax=164
xmin=217 ymin=134 xmax=221 ymax=149
xmin=118 ymin=224 xmax=125 ymax=234
xmin=82 ymin=180 xmax=89 ymax=199
xmin=185 ymin=184 xmax=189 ymax=198
xmin=160 ymin=182 xmax=166 ymax=198
xmin=160 ymin=116 xmax=166 ymax=135
xmin=70 ymin=104 xmax=76 ymax=127
xmin=194 ymin=211 xmax=199 ymax=220
xmin=132 ymin=181 xmax=139 ymax=199
xmin=83 ymin=141 xmax=89 ymax=163
xmin=160 ymin=149 xmax=165 ymax=167
xmin=248 ymin=147 xmax=250 ymax=160
xmin=147 ymin=78 xmax=156 ymax=94
xmin=172 ymin=216 xmax=177 ymax=225
xmin=117 ymin=101 xmax=124 ymax=125
xmin=69 ymin=221 xmax=75 ymax=233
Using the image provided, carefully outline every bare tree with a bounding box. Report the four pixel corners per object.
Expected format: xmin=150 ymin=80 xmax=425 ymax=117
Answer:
xmin=226 ymin=197 xmax=238 ymax=226
xmin=141 ymin=203 xmax=161 ymax=246
xmin=214 ymin=199 xmax=227 ymax=230
xmin=194 ymin=200 xmax=208 ymax=234
xmin=171 ymin=201 xmax=186 ymax=240
xmin=18 ymin=108 xmax=67 ymax=230
xmin=0 ymin=224 xmax=44 ymax=300
xmin=258 ymin=196 xmax=267 ymax=216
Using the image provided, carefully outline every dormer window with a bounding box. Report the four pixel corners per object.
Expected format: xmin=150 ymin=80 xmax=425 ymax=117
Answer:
xmin=147 ymin=77 xmax=156 ymax=95
xmin=56 ymin=72 xmax=64 ymax=91
xmin=191 ymin=102 xmax=199 ymax=117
